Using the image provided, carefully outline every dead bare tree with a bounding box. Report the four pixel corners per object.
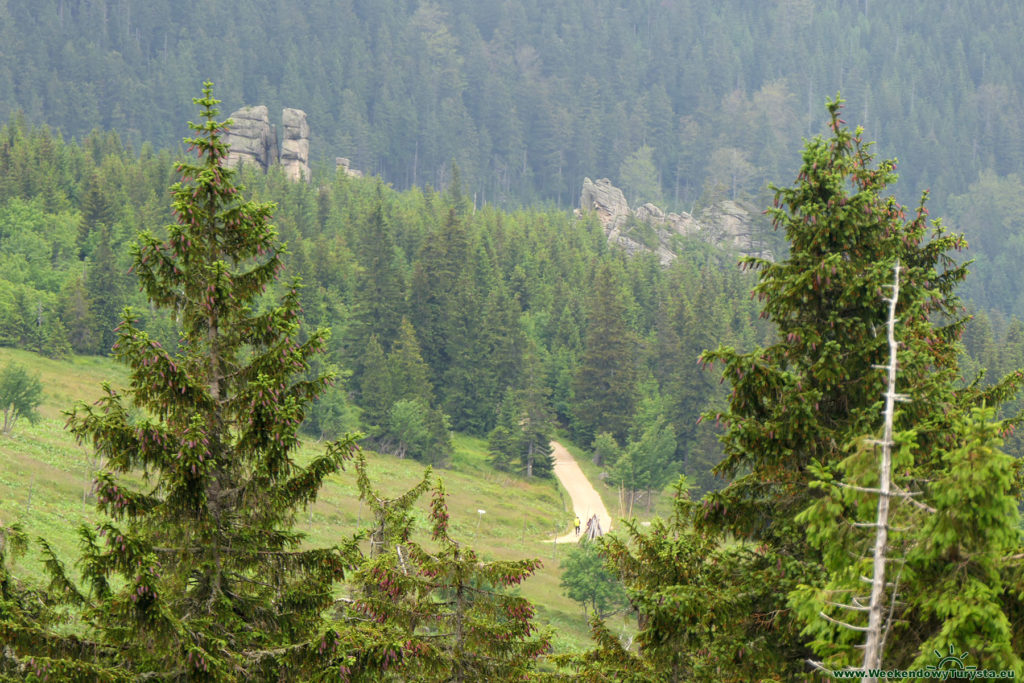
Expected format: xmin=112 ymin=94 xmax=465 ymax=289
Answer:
xmin=861 ymin=260 xmax=906 ymax=675
xmin=807 ymin=260 xmax=931 ymax=680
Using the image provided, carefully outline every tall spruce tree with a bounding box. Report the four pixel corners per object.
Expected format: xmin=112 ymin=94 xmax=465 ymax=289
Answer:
xmin=572 ymin=260 xmax=639 ymax=445
xmin=10 ymin=84 xmax=363 ymax=680
xmin=568 ymin=98 xmax=1024 ymax=680
xmin=83 ymin=225 xmax=126 ymax=355
xmin=77 ymin=170 xmax=117 ymax=259
xmin=347 ymin=193 xmax=407 ymax=357
xmin=695 ymin=97 xmax=1024 ymax=677
xmin=791 ymin=268 xmax=1024 ymax=674
xmin=517 ymin=343 xmax=555 ymax=478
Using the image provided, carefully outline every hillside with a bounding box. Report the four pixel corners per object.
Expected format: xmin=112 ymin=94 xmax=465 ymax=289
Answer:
xmin=0 ymin=346 xmax=632 ymax=654
xmin=0 ymin=0 xmax=1016 ymax=212
xmin=2 ymin=37 xmax=1023 ymax=676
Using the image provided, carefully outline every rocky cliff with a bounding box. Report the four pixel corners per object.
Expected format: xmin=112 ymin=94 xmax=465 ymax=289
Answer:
xmin=280 ymin=108 xmax=311 ymax=182
xmin=578 ymin=177 xmax=773 ymax=264
xmin=223 ymin=106 xmax=318 ymax=182
xmin=224 ymin=105 xmax=278 ymax=171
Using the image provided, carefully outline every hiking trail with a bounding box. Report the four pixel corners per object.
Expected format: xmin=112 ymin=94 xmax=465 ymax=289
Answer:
xmin=548 ymin=440 xmax=612 ymax=543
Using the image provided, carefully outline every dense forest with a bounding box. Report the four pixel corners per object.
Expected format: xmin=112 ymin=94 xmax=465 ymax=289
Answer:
xmin=3 ymin=0 xmax=1024 ymax=312
xmin=3 ymin=1 xmax=1024 ymax=678
xmin=2 ymin=83 xmax=1023 ymax=680
xmin=3 ymin=110 xmax=1024 ymax=479
xmin=0 ymin=109 xmax=782 ymax=499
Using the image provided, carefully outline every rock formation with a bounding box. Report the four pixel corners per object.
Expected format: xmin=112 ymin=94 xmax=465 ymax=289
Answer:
xmin=223 ymin=106 xmax=323 ymax=182
xmin=696 ymin=200 xmax=767 ymax=257
xmin=224 ymin=105 xmax=278 ymax=171
xmin=280 ymin=108 xmax=311 ymax=182
xmin=335 ymin=157 xmax=363 ymax=178
xmin=578 ymin=177 xmax=773 ymax=264
xmin=580 ymin=177 xmax=630 ymax=232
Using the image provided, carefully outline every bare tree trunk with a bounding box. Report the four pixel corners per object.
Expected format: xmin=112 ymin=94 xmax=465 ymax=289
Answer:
xmin=863 ymin=260 xmax=902 ymax=676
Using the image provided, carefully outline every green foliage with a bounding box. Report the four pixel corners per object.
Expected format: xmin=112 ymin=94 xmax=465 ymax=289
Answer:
xmin=949 ymin=170 xmax=1024 ymax=314
xmin=0 ymin=522 xmax=28 ymax=568
xmin=345 ymin=458 xmax=552 ymax=680
xmin=702 ymin=96 xmax=972 ymax=539
xmin=488 ymin=390 xmax=523 ymax=473
xmin=568 ymin=97 xmax=1024 ymax=680
xmin=82 ymin=226 xmax=126 ymax=355
xmin=487 ymin=384 xmax=555 ymax=479
xmin=608 ymin=414 xmax=677 ymax=514
xmin=306 ymin=378 xmax=361 ymax=441
xmin=383 ymin=398 xmax=452 ymax=465
xmin=619 ymin=145 xmax=661 ymax=207
xmin=701 ymin=98 xmax=1024 ymax=675
xmin=346 ymin=196 xmax=407 ymax=357
xmin=3 ymin=84 xmax=363 ymax=680
xmin=487 ymin=423 xmax=519 ymax=473
xmin=387 ymin=318 xmax=434 ymax=406
xmin=7 ymin=0 xmax=1024 ymax=243
xmin=572 ymin=261 xmax=639 ymax=446
xmin=562 ymin=478 xmax=802 ymax=680
xmin=559 ymin=539 xmax=627 ymax=619
xmin=0 ymin=361 xmax=42 ymax=435
xmin=590 ymin=432 xmax=620 ymax=467
xmin=358 ymin=335 xmax=392 ymax=430
xmin=906 ymin=408 xmax=1022 ymax=671
xmin=0 ymin=106 xmax=772 ymax=496
xmin=792 ymin=406 xmax=1024 ymax=674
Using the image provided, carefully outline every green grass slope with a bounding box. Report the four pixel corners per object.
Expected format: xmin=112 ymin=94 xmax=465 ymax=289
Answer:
xmin=0 ymin=347 xmax=622 ymax=654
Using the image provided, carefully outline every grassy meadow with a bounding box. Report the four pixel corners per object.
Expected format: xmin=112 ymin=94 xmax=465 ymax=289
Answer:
xmin=0 ymin=347 xmax=634 ymax=654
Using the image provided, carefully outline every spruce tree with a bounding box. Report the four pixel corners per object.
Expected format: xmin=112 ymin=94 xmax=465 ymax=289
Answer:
xmin=791 ymin=264 xmax=1023 ymax=674
xmin=517 ymin=341 xmax=555 ymax=478
xmin=11 ymin=83 xmax=363 ymax=680
xmin=359 ymin=334 xmax=393 ymax=430
xmin=487 ymin=389 xmax=523 ymax=473
xmin=695 ymin=97 xmax=1024 ymax=677
xmin=77 ymin=170 xmax=117 ymax=260
xmin=346 ymin=193 xmax=407 ymax=358
xmin=83 ymin=225 xmax=126 ymax=355
xmin=348 ymin=461 xmax=551 ymax=681
xmin=569 ymin=98 xmax=1024 ymax=680
xmin=572 ymin=260 xmax=639 ymax=445
xmin=387 ymin=318 xmax=434 ymax=406
xmin=409 ymin=209 xmax=472 ymax=390
xmin=60 ymin=276 xmax=96 ymax=354
xmin=0 ymin=362 xmax=42 ymax=435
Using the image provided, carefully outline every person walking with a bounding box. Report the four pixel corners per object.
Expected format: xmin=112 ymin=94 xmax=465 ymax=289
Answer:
xmin=574 ymin=516 xmax=581 ymax=536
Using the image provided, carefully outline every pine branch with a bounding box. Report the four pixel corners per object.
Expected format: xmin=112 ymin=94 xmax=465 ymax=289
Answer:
xmin=818 ymin=611 xmax=870 ymax=632
xmin=825 ymin=600 xmax=870 ymax=612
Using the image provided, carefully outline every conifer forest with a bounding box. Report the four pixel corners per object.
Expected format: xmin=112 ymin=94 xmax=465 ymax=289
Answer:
xmin=2 ymin=1 xmax=1024 ymax=680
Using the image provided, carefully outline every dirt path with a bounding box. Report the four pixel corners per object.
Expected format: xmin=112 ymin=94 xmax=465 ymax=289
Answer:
xmin=549 ymin=440 xmax=612 ymax=543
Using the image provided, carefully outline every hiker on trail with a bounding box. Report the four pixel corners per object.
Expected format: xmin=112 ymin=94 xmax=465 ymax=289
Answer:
xmin=574 ymin=516 xmax=581 ymax=536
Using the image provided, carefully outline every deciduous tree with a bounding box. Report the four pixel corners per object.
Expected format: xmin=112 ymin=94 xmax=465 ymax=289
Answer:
xmin=0 ymin=361 xmax=42 ymax=435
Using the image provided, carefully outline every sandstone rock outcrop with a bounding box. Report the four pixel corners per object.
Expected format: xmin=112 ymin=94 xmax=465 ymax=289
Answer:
xmin=336 ymin=157 xmax=363 ymax=178
xmin=580 ymin=177 xmax=630 ymax=232
xmin=280 ymin=107 xmax=311 ymax=182
xmin=224 ymin=106 xmax=324 ymax=182
xmin=224 ymin=106 xmax=278 ymax=171
xmin=578 ymin=177 xmax=773 ymax=264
